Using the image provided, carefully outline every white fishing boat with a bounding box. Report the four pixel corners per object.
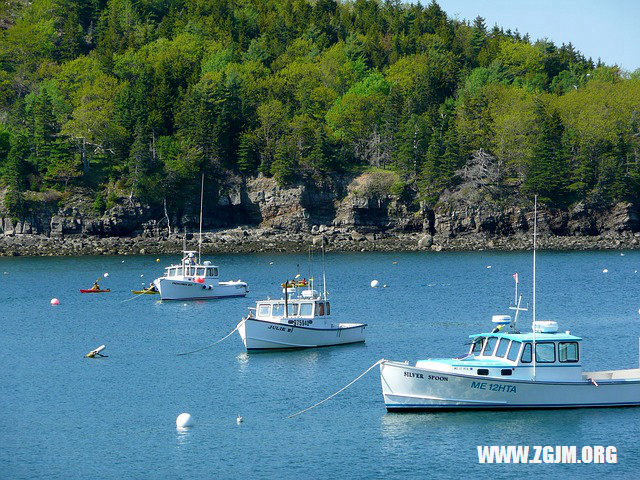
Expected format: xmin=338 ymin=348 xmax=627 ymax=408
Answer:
xmin=153 ymin=174 xmax=248 ymax=301
xmin=153 ymin=250 xmax=248 ymax=300
xmin=238 ymin=274 xmax=366 ymax=351
xmin=380 ymin=197 xmax=640 ymax=411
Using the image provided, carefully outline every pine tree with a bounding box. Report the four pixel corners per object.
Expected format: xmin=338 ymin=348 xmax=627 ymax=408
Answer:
xmin=524 ymin=102 xmax=569 ymax=205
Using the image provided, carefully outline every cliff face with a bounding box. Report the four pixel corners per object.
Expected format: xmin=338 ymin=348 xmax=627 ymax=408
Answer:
xmin=1 ymin=177 xmax=640 ymax=254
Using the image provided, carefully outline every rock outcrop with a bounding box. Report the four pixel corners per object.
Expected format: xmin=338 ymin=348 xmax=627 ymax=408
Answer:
xmin=2 ymin=177 xmax=640 ymax=256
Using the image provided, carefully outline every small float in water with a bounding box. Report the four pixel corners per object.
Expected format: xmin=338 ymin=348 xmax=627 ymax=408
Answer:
xmin=379 ymin=197 xmax=640 ymax=411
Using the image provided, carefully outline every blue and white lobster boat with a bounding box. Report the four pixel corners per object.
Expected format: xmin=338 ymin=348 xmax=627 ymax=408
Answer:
xmin=380 ymin=197 xmax=640 ymax=411
xmin=380 ymin=317 xmax=640 ymax=411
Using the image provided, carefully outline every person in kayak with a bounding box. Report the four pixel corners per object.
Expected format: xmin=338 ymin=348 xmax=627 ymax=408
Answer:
xmin=91 ymin=280 xmax=100 ymax=290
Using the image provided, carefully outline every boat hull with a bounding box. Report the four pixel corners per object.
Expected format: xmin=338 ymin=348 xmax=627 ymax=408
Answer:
xmin=238 ymin=317 xmax=366 ymax=350
xmin=80 ymin=289 xmax=110 ymax=293
xmin=380 ymin=360 xmax=640 ymax=411
xmin=154 ymin=278 xmax=248 ymax=300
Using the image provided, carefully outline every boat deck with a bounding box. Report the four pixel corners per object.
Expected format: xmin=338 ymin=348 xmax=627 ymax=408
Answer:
xmin=583 ymin=368 xmax=640 ymax=380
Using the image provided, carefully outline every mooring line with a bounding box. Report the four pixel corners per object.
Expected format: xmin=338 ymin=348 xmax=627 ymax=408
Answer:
xmin=121 ymin=291 xmax=151 ymax=302
xmin=177 ymin=319 xmax=246 ymax=356
xmin=287 ymin=359 xmax=385 ymax=419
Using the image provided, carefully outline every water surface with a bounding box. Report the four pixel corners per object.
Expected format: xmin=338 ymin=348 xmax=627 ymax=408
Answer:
xmin=1 ymin=250 xmax=639 ymax=478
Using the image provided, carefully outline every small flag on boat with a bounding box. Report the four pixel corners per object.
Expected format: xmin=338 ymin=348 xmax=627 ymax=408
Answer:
xmin=513 ymin=273 xmax=519 ymax=284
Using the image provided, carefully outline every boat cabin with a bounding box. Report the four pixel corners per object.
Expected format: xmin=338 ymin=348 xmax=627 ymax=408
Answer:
xmin=415 ymin=331 xmax=584 ymax=382
xmin=254 ymin=298 xmax=331 ymax=320
xmin=467 ymin=332 xmax=581 ymax=366
xmin=163 ymin=251 xmax=219 ymax=279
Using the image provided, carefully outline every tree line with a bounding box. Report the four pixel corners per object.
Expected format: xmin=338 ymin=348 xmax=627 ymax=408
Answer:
xmin=1 ymin=0 xmax=639 ymax=221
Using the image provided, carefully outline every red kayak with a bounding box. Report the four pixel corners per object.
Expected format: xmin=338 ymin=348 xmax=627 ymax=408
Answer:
xmin=80 ymin=289 xmax=111 ymax=293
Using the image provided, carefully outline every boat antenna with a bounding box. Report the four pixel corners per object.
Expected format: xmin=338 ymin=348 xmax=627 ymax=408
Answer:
xmin=321 ymin=241 xmax=327 ymax=301
xmin=284 ymin=280 xmax=289 ymax=318
xmin=532 ymin=195 xmax=538 ymax=380
xmin=183 ymin=226 xmax=186 ymax=252
xmin=198 ymin=173 xmax=204 ymax=264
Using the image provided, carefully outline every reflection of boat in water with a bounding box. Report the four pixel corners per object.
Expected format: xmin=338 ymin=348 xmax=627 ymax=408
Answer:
xmin=380 ymin=197 xmax=640 ymax=411
xmin=238 ymin=268 xmax=366 ymax=351
xmin=153 ymin=251 xmax=248 ymax=301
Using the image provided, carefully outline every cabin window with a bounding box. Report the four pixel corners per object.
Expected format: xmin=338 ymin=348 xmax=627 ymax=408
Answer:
xmin=470 ymin=337 xmax=484 ymax=354
xmin=521 ymin=343 xmax=532 ymax=363
xmin=258 ymin=304 xmax=270 ymax=317
xmin=213 ymin=268 xmax=219 ymax=276
xmin=495 ymin=338 xmax=510 ymax=358
xmin=272 ymin=303 xmax=285 ymax=317
xmin=169 ymin=268 xmax=176 ymax=276
xmin=300 ymin=303 xmax=313 ymax=316
xmin=206 ymin=268 xmax=215 ymax=277
xmin=481 ymin=337 xmax=496 ymax=356
xmin=507 ymin=341 xmax=521 ymax=362
xmin=326 ymin=302 xmax=331 ymax=315
xmin=196 ymin=267 xmax=205 ymax=276
xmin=289 ymin=304 xmax=299 ymax=316
xmin=558 ymin=342 xmax=579 ymax=363
xmin=176 ymin=267 xmax=183 ymax=276
xmin=535 ymin=342 xmax=556 ymax=363
xmin=187 ymin=267 xmax=196 ymax=276
xmin=316 ymin=302 xmax=324 ymax=316
xmin=477 ymin=369 xmax=489 ymax=376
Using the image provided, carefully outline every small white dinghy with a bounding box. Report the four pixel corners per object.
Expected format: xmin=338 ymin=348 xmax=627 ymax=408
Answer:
xmin=238 ymin=281 xmax=366 ymax=351
xmin=380 ymin=197 xmax=640 ymax=411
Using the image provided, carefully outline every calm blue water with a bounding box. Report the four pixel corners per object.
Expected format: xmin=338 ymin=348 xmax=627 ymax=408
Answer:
xmin=1 ymin=250 xmax=639 ymax=479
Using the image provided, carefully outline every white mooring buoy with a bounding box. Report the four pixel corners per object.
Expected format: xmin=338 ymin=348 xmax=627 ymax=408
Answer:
xmin=370 ymin=280 xmax=379 ymax=288
xmin=50 ymin=298 xmax=60 ymax=306
xmin=237 ymin=414 xmax=243 ymax=424
xmin=602 ymin=269 xmax=608 ymax=273
xmin=176 ymin=413 xmax=194 ymax=428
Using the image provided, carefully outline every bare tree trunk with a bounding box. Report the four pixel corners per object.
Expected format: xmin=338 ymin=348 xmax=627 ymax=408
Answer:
xmin=163 ymin=197 xmax=171 ymax=235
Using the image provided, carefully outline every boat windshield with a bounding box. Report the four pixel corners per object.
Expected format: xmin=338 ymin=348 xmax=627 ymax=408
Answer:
xmin=206 ymin=267 xmax=218 ymax=277
xmin=299 ymin=303 xmax=313 ymax=316
xmin=469 ymin=337 xmax=485 ymax=354
xmin=272 ymin=303 xmax=285 ymax=317
xmin=507 ymin=341 xmax=521 ymax=362
xmin=481 ymin=337 xmax=496 ymax=356
xmin=258 ymin=304 xmax=270 ymax=317
xmin=495 ymin=338 xmax=510 ymax=357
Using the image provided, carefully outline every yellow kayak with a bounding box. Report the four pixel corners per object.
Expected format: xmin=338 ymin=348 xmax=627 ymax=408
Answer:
xmin=131 ymin=289 xmax=159 ymax=295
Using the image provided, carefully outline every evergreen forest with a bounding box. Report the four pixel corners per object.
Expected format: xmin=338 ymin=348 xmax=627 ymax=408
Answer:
xmin=1 ymin=0 xmax=639 ymax=220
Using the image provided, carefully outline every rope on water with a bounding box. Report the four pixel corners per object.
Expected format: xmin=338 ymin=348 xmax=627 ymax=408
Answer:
xmin=177 ymin=318 xmax=246 ymax=356
xmin=287 ymin=359 xmax=384 ymax=419
xmin=121 ymin=291 xmax=151 ymax=303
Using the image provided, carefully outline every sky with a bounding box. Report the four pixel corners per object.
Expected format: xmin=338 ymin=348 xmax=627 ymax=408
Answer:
xmin=433 ymin=0 xmax=640 ymax=72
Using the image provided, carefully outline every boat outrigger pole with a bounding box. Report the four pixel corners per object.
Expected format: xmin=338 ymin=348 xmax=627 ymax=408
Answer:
xmin=198 ymin=173 xmax=204 ymax=264
xmin=532 ymin=194 xmax=538 ymax=380
xmin=321 ymin=243 xmax=327 ymax=301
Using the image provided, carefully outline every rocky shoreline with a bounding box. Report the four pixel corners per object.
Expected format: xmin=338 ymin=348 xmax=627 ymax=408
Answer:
xmin=1 ymin=227 xmax=639 ymax=257
xmin=3 ymin=175 xmax=640 ymax=257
